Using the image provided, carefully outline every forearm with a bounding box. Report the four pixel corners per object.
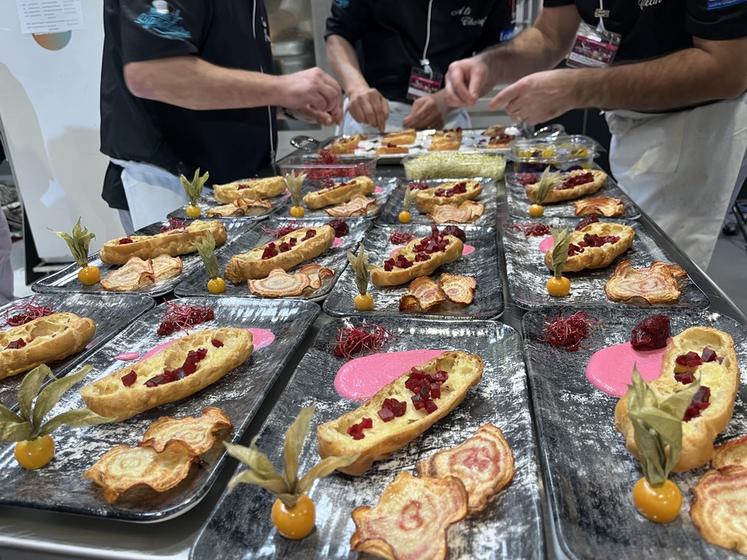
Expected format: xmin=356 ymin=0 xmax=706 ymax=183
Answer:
xmin=325 ymin=34 xmax=369 ymax=94
xmin=124 ymin=56 xmax=282 ymax=110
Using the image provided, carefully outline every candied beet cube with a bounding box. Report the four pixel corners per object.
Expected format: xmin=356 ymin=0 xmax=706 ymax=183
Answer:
xmin=121 ymin=371 xmax=137 ymax=387
xmin=701 ymin=347 xmax=719 ymax=362
xmin=676 ymin=351 xmax=703 ymax=368
xmin=211 ymin=339 xmax=224 ymax=348
xmin=361 ymin=417 xmax=373 ymax=429
xmin=424 ymin=399 xmax=438 ymax=414
xmin=378 ymin=407 xmax=395 ymax=422
xmin=412 ymin=395 xmax=425 ymax=410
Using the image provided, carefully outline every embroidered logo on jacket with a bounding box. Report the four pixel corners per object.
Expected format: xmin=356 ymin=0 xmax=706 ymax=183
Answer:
xmin=134 ymin=1 xmax=191 ymax=40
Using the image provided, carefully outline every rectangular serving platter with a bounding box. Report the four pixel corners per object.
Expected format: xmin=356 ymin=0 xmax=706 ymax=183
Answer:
xmin=522 ymin=306 xmax=747 ymax=559
xmin=0 ymin=297 xmax=319 ymax=522
xmin=0 ymin=293 xmax=154 ymax=410
xmin=504 ymin=171 xmax=641 ymax=219
xmin=174 ymin=218 xmax=371 ymax=302
xmin=376 ymin=176 xmax=497 ymax=226
xmin=502 ymin=217 xmax=709 ymax=309
xmin=190 ymin=316 xmax=545 ymax=560
xmin=167 ymin=187 xmax=288 ymax=221
xmin=32 ymin=219 xmax=253 ymax=298
xmin=324 ymin=223 xmax=503 ymax=319
xmin=273 ymin=176 xmax=398 ymax=220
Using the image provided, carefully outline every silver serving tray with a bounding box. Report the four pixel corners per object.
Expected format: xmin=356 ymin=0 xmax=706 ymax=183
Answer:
xmin=523 ymin=307 xmax=747 ymax=559
xmin=191 ymin=316 xmax=544 ymax=559
xmin=502 ymin=217 xmax=709 ymax=309
xmin=0 ymin=297 xmax=319 ymax=522
xmin=167 ymin=186 xmax=288 ymax=221
xmin=0 ymin=293 xmax=154 ymax=410
xmin=324 ymin=223 xmax=503 ymax=319
xmin=32 ymin=219 xmax=254 ymax=298
xmin=174 ymin=218 xmax=371 ymax=302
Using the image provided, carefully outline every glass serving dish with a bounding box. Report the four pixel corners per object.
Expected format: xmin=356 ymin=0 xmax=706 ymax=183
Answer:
xmin=277 ymin=154 xmax=378 ymax=187
xmin=508 ymin=134 xmax=601 ymax=172
xmin=402 ymin=151 xmax=506 ymax=180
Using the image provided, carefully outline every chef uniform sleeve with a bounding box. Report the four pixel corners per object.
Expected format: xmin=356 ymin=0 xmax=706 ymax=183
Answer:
xmin=119 ymin=0 xmax=209 ymax=63
xmin=542 ymin=0 xmax=576 ymax=6
xmin=476 ymin=1 xmax=514 ymax=50
xmin=324 ymin=0 xmax=373 ymax=43
xmin=686 ymin=0 xmax=747 ymax=40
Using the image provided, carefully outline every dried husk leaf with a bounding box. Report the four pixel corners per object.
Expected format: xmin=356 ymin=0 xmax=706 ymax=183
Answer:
xmin=55 ymin=218 xmax=95 ymax=268
xmin=550 ymin=228 xmax=571 ymax=279
xmin=18 ymin=364 xmax=54 ymax=421
xmin=0 ymin=420 xmax=33 ymax=442
xmin=32 ymin=365 xmax=93 ymax=430
xmin=347 ymin=248 xmax=371 ymax=296
xmin=534 ymin=166 xmax=560 ymax=204
xmin=0 ymin=406 xmax=22 ymax=424
xmin=297 ymin=454 xmax=359 ymax=495
xmin=225 ymin=439 xmax=281 ymax=480
xmin=402 ymin=187 xmax=415 ymax=211
xmin=284 ymin=172 xmax=306 ymax=206
xmin=226 ymin=470 xmax=292 ymax=497
xmin=195 ymin=234 xmax=219 ymax=279
xmin=39 ymin=408 xmax=111 ymax=437
xmin=282 ymin=406 xmax=315 ymax=492
xmin=180 ymin=168 xmax=209 ymax=204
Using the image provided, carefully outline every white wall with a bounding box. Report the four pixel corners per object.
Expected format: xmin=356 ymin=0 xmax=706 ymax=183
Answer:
xmin=0 ymin=4 xmax=124 ymax=262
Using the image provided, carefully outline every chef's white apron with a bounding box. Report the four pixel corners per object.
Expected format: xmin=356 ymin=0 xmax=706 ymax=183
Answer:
xmin=112 ymin=159 xmax=188 ymax=233
xmin=0 ymin=209 xmax=13 ymax=304
xmin=605 ymin=93 xmax=747 ymax=270
xmin=340 ymin=98 xmax=471 ymax=135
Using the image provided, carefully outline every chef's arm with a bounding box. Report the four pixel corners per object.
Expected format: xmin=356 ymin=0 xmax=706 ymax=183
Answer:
xmin=572 ymin=36 xmax=747 ymax=111
xmin=124 ymin=56 xmax=341 ymax=118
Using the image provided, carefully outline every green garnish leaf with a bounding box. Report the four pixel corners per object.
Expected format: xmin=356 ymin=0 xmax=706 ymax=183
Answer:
xmin=550 ymin=228 xmax=572 ymax=280
xmin=0 ymin=406 xmax=23 ymax=424
xmin=180 ymin=168 xmax=209 ymax=204
xmin=39 ymin=409 xmax=111 ymax=437
xmin=402 ymin=187 xmax=415 ymax=211
xmin=0 ymin=420 xmax=33 ymax=442
xmin=534 ymin=166 xmax=560 ymax=204
xmin=284 ymin=172 xmax=306 ymax=206
xmin=195 ymin=234 xmax=220 ymax=279
xmin=18 ymin=365 xmax=54 ymax=421
xmin=32 ymin=365 xmax=93 ymax=431
xmin=282 ymin=406 xmax=314 ymax=491
xmin=54 ymin=218 xmax=95 ymax=268
xmin=347 ymin=248 xmax=371 ymax=296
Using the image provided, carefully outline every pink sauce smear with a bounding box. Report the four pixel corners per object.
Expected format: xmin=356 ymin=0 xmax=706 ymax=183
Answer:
xmin=374 ymin=186 xmax=384 ymax=194
xmin=113 ymin=328 xmax=275 ymax=361
xmin=334 ymin=349 xmax=444 ymax=401
xmin=333 ymin=237 xmax=343 ymax=248
xmin=539 ymin=237 xmax=554 ymax=254
xmin=585 ymin=342 xmax=668 ymax=397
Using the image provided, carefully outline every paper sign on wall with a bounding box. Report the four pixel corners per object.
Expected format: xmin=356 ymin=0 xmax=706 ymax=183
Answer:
xmin=16 ymin=0 xmax=83 ymax=34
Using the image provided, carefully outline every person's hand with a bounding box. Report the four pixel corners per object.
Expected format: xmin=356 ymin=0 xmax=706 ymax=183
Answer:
xmin=402 ymin=94 xmax=448 ymax=130
xmin=489 ymin=70 xmax=578 ymax=125
xmin=445 ymin=55 xmax=491 ymax=107
xmin=348 ymin=86 xmax=389 ymax=131
xmin=277 ymin=67 xmax=342 ymax=124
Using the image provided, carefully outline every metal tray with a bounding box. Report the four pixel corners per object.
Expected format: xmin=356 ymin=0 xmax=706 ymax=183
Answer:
xmin=0 ymin=293 xmax=154 ymax=410
xmin=522 ymin=307 xmax=747 ymax=560
xmin=32 ymin=219 xmax=253 ymax=298
xmin=0 ymin=297 xmax=319 ymax=522
xmin=377 ymin=177 xmax=498 ymax=226
xmin=273 ymin=176 xmax=398 ymax=220
xmin=167 ymin=187 xmax=288 ymax=221
xmin=505 ymin=172 xmax=641 ymax=219
xmin=174 ymin=218 xmax=371 ymax=302
xmin=191 ymin=316 xmax=545 ymax=560
xmin=324 ymin=224 xmax=503 ymax=319
xmin=502 ymin=217 xmax=709 ymax=309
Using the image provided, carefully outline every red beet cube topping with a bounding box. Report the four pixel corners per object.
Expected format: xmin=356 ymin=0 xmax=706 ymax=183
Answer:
xmin=434 ymin=182 xmax=467 ymax=198
xmin=118 ymin=237 xmax=134 ymax=245
xmin=278 ymin=237 xmax=298 ymax=252
xmin=378 ymin=398 xmax=407 ymax=422
xmin=407 ymin=182 xmax=432 ymax=191
xmin=394 ymin=255 xmax=413 ymax=269
xmin=415 ymin=252 xmax=430 ymax=262
xmin=557 ymin=171 xmax=594 ymax=190
xmin=329 ymin=219 xmax=349 ymax=237
xmin=273 ymin=223 xmax=301 ymax=238
xmin=674 ymin=351 xmax=703 ymax=384
xmin=157 ymin=303 xmax=215 ymax=336
xmin=575 ymin=215 xmax=600 ymax=231
xmin=347 ymin=417 xmax=373 ymax=439
xmin=5 ymin=338 xmax=26 ymax=350
xmin=631 ymin=315 xmax=670 ymax=351
xmin=383 ymin=258 xmax=395 ymax=272
xmin=121 ymin=371 xmax=137 ymax=387
xmin=441 ymin=225 xmax=466 ymax=242
xmin=159 ymin=218 xmax=187 ymax=232
xmin=413 ymin=226 xmax=449 ymax=254
xmin=684 ymin=386 xmax=711 ymax=422
xmin=303 ymin=229 xmax=317 ymax=241
xmin=145 ymin=348 xmax=208 ymax=387
xmin=262 ymin=242 xmax=278 ymax=260
xmin=5 ymin=302 xmax=55 ymax=326
xmin=211 ymin=338 xmax=224 ymax=348
xmin=405 ymin=368 xmax=448 ymax=415
xmin=516 ymin=173 xmax=540 ymax=185
xmin=390 ymin=231 xmax=415 ymax=244
xmin=567 ymin=233 xmax=620 ymax=256
xmin=701 ymin=347 xmax=721 ymax=363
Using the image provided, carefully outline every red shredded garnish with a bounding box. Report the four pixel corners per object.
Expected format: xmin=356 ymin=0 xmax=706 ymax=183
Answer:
xmin=318 ymin=149 xmax=339 ymax=164
xmin=157 ymin=302 xmax=215 ymax=336
xmin=5 ymin=300 xmax=55 ymax=326
xmin=333 ymin=324 xmax=393 ymax=360
xmin=389 ymin=231 xmax=415 ymax=244
xmin=542 ymin=312 xmax=598 ymax=352
xmin=510 ymin=222 xmax=551 ymax=237
xmin=160 ymin=218 xmax=188 ymax=232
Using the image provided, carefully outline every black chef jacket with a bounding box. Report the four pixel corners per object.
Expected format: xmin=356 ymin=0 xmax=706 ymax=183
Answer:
xmin=543 ymin=0 xmax=747 ymax=63
xmin=325 ymin=0 xmax=513 ymax=104
xmin=100 ymin=0 xmax=276 ymax=210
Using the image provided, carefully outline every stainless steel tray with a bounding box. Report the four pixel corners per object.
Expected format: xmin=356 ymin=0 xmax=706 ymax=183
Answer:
xmin=0 ymin=293 xmax=154 ymax=410
xmin=523 ymin=307 xmax=747 ymax=559
xmin=0 ymin=297 xmax=318 ymax=522
xmin=167 ymin=187 xmax=288 ymax=221
xmin=505 ymin=172 xmax=641 ymax=219
xmin=191 ymin=316 xmax=544 ymax=559
xmin=324 ymin=223 xmax=503 ymax=319
xmin=32 ymin=219 xmax=253 ymax=298
xmin=377 ymin=176 xmax=498 ymax=226
xmin=502 ymin=217 xmax=709 ymax=309
xmin=174 ymin=218 xmax=370 ymax=302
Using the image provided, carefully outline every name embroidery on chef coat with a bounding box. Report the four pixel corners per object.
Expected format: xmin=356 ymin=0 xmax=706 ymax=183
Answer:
xmin=638 ymin=0 xmax=663 ymax=9
xmin=134 ymin=0 xmax=191 ymax=40
xmin=450 ymin=6 xmax=487 ymax=27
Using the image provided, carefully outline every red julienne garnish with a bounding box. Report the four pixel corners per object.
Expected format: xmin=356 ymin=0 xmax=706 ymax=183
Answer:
xmin=332 ymin=324 xmax=393 ymax=360
xmin=318 ymin=149 xmax=338 ymax=164
xmin=557 ymin=172 xmax=594 ymax=190
xmin=510 ymin=222 xmax=551 ymax=237
xmin=5 ymin=301 xmax=55 ymax=326
xmin=159 ymin=218 xmax=188 ymax=232
xmin=575 ymin=214 xmax=600 ymax=231
xmin=389 ymin=231 xmax=415 ymax=244
xmin=434 ymin=182 xmax=467 ymax=198
xmin=542 ymin=311 xmax=598 ymax=352
xmin=145 ymin=348 xmax=208 ymax=387
xmin=157 ymin=302 xmax=215 ymax=336
xmin=407 ymin=181 xmax=432 ymax=191
xmin=630 ymin=315 xmax=670 ymax=351
xmin=347 ymin=417 xmax=373 ymax=440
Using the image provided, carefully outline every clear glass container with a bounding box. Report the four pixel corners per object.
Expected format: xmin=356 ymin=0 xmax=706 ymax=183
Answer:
xmin=508 ymin=135 xmax=600 ymax=172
